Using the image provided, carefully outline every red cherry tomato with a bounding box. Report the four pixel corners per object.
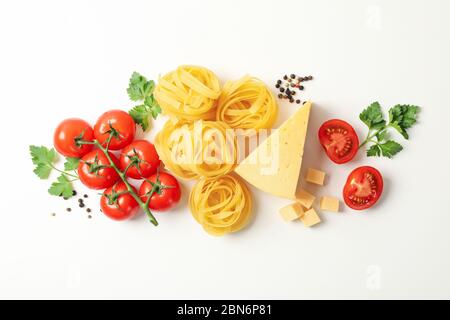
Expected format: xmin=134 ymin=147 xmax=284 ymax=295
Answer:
xmin=78 ymin=150 xmax=120 ymax=190
xmin=53 ymin=118 xmax=94 ymax=158
xmin=343 ymin=166 xmax=383 ymax=210
xmin=139 ymin=171 xmax=181 ymax=211
xmin=119 ymin=140 xmax=161 ymax=179
xmin=94 ymin=110 xmax=136 ymax=150
xmin=318 ymin=119 xmax=359 ymax=164
xmin=100 ymin=182 xmax=140 ymax=221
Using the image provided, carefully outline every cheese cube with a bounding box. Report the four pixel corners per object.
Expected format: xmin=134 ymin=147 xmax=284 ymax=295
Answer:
xmin=300 ymin=208 xmax=321 ymax=227
xmin=306 ymin=168 xmax=326 ymax=186
xmin=320 ymin=196 xmax=340 ymax=212
xmin=279 ymin=203 xmax=305 ymax=221
xmin=296 ymin=189 xmax=316 ymax=209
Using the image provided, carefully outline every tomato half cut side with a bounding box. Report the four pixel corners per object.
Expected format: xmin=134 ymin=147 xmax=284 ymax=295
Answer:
xmin=318 ymin=119 xmax=359 ymax=164
xmin=343 ymin=166 xmax=383 ymax=210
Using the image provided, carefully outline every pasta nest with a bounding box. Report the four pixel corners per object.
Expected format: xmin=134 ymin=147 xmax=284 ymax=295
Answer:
xmin=154 ymin=119 xmax=236 ymax=180
xmin=189 ymin=174 xmax=253 ymax=236
xmin=154 ymin=65 xmax=221 ymax=121
xmin=216 ymin=75 xmax=278 ymax=129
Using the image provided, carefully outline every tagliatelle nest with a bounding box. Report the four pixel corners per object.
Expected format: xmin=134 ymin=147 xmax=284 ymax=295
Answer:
xmin=154 ymin=119 xmax=236 ymax=180
xmin=216 ymin=75 xmax=278 ymax=129
xmin=154 ymin=65 xmax=221 ymax=121
xmin=189 ymin=174 xmax=253 ymax=236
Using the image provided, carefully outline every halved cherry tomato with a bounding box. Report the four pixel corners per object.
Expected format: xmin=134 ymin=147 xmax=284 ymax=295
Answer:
xmin=343 ymin=166 xmax=383 ymax=210
xmin=119 ymin=140 xmax=161 ymax=179
xmin=94 ymin=110 xmax=136 ymax=150
xmin=318 ymin=119 xmax=359 ymax=164
xmin=53 ymin=118 xmax=94 ymax=158
xmin=139 ymin=171 xmax=181 ymax=211
xmin=78 ymin=150 xmax=120 ymax=190
xmin=100 ymin=182 xmax=139 ymax=221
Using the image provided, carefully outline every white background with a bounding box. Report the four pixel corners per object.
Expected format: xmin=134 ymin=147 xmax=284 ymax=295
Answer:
xmin=0 ymin=0 xmax=449 ymax=299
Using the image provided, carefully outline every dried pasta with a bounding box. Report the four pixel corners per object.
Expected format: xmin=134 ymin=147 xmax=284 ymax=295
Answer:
xmin=216 ymin=75 xmax=278 ymax=129
xmin=189 ymin=174 xmax=253 ymax=236
xmin=154 ymin=65 xmax=221 ymax=120
xmin=154 ymin=119 xmax=236 ymax=180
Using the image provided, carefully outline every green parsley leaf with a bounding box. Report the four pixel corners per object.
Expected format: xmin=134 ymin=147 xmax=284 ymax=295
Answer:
xmin=129 ymin=105 xmax=151 ymax=131
xmin=64 ymin=157 xmax=80 ymax=171
xmin=388 ymin=105 xmax=420 ymax=139
xmin=48 ymin=174 xmax=74 ymax=198
xmin=127 ymin=72 xmax=155 ymax=101
xmin=367 ymin=144 xmax=381 ymax=157
xmin=359 ymin=102 xmax=386 ymax=130
xmin=379 ymin=140 xmax=403 ymax=158
xmin=376 ymin=130 xmax=388 ymax=142
xmin=144 ymin=95 xmax=162 ymax=119
xmin=30 ymin=145 xmax=58 ymax=179
xmin=129 ymin=100 xmax=162 ymax=131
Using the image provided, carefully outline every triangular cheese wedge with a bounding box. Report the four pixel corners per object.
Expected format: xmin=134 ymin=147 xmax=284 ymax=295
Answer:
xmin=234 ymin=101 xmax=312 ymax=199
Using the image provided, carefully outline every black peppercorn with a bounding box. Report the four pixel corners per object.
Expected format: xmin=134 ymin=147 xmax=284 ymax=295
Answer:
xmin=278 ymin=93 xmax=283 ymax=99
xmin=296 ymin=99 xmax=301 ymax=104
xmin=72 ymin=190 xmax=77 ymax=196
xmin=280 ymin=87 xmax=285 ymax=93
xmin=66 ymin=208 xmax=71 ymax=212
xmin=290 ymin=74 xmax=296 ymax=79
xmin=275 ymin=84 xmax=280 ymax=89
xmin=83 ymin=194 xmax=88 ymax=198
xmin=79 ymin=203 xmax=85 ymax=208
xmin=277 ymin=80 xmax=282 ymax=85
xmin=299 ymin=85 xmax=304 ymax=90
xmin=308 ymin=76 xmax=313 ymax=80
xmin=86 ymin=208 xmax=91 ymax=213
xmin=283 ymin=75 xmax=288 ymax=80
xmin=289 ymin=98 xmax=294 ymax=103
xmin=291 ymin=91 xmax=296 ymax=96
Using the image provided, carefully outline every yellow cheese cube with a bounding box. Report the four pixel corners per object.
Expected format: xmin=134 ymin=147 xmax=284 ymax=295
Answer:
xmin=300 ymin=208 xmax=321 ymax=227
xmin=306 ymin=168 xmax=326 ymax=185
xmin=320 ymin=196 xmax=340 ymax=212
xmin=279 ymin=202 xmax=305 ymax=221
xmin=296 ymin=189 xmax=315 ymax=209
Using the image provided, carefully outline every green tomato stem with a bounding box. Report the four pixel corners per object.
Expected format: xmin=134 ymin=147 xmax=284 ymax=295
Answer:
xmin=93 ymin=139 xmax=158 ymax=226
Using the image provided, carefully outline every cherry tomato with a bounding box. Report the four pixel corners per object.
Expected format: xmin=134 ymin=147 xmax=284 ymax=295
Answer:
xmin=343 ymin=166 xmax=383 ymax=210
xmin=53 ymin=118 xmax=94 ymax=158
xmin=78 ymin=150 xmax=120 ymax=190
xmin=318 ymin=119 xmax=359 ymax=164
xmin=94 ymin=110 xmax=136 ymax=150
xmin=100 ymin=182 xmax=140 ymax=221
xmin=119 ymin=140 xmax=161 ymax=179
xmin=139 ymin=171 xmax=181 ymax=211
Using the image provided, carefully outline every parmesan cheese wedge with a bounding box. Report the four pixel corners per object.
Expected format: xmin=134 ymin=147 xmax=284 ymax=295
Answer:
xmin=234 ymin=102 xmax=312 ymax=199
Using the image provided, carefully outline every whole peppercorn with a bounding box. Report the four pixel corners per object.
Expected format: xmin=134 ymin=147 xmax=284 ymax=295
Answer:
xmin=299 ymin=85 xmax=304 ymax=90
xmin=280 ymin=87 xmax=285 ymax=93
xmin=283 ymin=75 xmax=288 ymax=80
xmin=277 ymin=80 xmax=282 ymax=85
xmin=278 ymin=93 xmax=283 ymax=99
xmin=290 ymin=74 xmax=296 ymax=79
xmin=307 ymin=76 xmax=313 ymax=80
xmin=275 ymin=84 xmax=280 ymax=89
xmin=296 ymin=99 xmax=301 ymax=104
xmin=289 ymin=98 xmax=294 ymax=103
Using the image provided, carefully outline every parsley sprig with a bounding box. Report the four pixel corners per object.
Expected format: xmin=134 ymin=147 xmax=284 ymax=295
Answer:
xmin=30 ymin=145 xmax=79 ymax=198
xmin=359 ymin=102 xmax=420 ymax=158
xmin=127 ymin=72 xmax=161 ymax=131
